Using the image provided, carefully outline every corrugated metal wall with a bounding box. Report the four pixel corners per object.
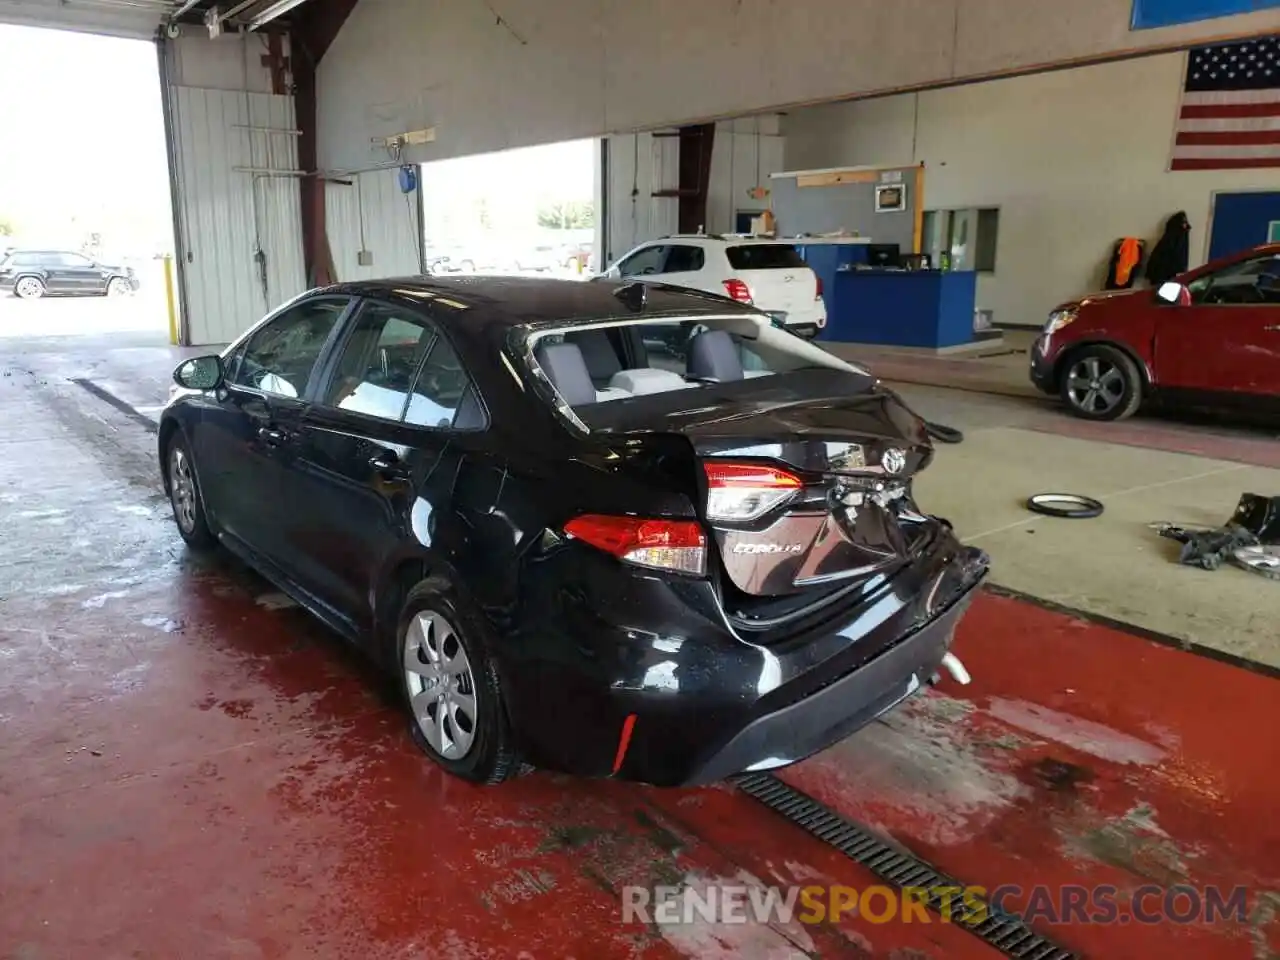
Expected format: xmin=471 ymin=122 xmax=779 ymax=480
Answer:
xmin=603 ymin=131 xmax=679 ymax=266
xmin=325 ymin=168 xmax=423 ymax=281
xmin=170 ymin=86 xmax=307 ymax=345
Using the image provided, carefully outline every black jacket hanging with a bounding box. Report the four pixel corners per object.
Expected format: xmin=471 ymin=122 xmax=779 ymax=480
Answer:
xmin=1144 ymin=212 xmax=1190 ymax=287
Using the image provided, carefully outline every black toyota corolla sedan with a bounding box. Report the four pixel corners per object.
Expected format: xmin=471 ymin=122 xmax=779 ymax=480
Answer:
xmin=159 ymin=276 xmax=987 ymax=786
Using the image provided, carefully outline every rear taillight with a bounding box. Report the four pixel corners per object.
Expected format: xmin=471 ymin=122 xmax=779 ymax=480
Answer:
xmin=722 ymin=278 xmax=753 ymax=304
xmin=704 ymin=461 xmax=802 ymax=522
xmin=564 ymin=514 xmax=706 ymax=575
xmin=814 ymin=272 xmax=823 ymax=300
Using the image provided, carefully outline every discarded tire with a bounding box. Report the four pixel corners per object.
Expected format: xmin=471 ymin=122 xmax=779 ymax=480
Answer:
xmin=1025 ymin=493 xmax=1104 ymax=519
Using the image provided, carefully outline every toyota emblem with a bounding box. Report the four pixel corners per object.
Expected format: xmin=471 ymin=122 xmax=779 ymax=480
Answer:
xmin=881 ymin=448 xmax=907 ymax=474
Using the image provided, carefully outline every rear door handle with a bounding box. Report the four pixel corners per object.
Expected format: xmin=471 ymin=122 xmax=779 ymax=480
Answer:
xmin=369 ymin=450 xmax=407 ymax=476
xmin=258 ymin=426 xmax=286 ymax=446
xmin=1264 ymin=324 xmax=1280 ymax=333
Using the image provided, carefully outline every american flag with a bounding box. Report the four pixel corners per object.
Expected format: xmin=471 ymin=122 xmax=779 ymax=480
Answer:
xmin=1171 ymin=35 xmax=1280 ymax=171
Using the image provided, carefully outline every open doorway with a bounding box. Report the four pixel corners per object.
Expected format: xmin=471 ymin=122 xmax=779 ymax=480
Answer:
xmin=0 ymin=25 xmax=176 ymax=341
xmin=420 ymin=139 xmax=598 ymax=279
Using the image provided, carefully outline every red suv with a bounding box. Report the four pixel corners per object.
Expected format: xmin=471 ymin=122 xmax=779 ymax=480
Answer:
xmin=1030 ymin=244 xmax=1280 ymax=420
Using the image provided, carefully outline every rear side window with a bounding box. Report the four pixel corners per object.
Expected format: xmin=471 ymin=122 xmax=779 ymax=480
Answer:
xmin=725 ymin=244 xmax=806 ymax=270
xmin=664 ymin=245 xmax=705 ymax=272
xmin=323 ymin=304 xmax=436 ymax=420
xmin=8 ymin=253 xmax=40 ymax=267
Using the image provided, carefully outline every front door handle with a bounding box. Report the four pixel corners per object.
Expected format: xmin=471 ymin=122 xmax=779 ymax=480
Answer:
xmin=258 ymin=426 xmax=286 ymax=446
xmin=1264 ymin=324 xmax=1280 ymax=333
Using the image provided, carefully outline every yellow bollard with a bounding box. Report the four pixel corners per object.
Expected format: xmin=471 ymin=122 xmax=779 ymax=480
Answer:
xmin=163 ymin=255 xmax=179 ymax=345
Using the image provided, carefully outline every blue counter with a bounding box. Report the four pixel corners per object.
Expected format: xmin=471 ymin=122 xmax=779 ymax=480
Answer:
xmin=821 ymin=269 xmax=977 ymax=349
xmin=794 ymin=241 xmax=869 ymax=318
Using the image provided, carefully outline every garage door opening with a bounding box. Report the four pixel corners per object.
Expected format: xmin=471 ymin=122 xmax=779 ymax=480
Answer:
xmin=0 ymin=25 xmax=177 ymax=342
xmin=420 ymin=138 xmax=599 ymax=280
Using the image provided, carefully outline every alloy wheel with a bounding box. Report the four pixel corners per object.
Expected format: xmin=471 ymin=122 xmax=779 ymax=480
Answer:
xmin=169 ymin=446 xmax=197 ymax=534
xmin=15 ymin=278 xmax=43 ymax=299
xmin=403 ymin=610 xmax=478 ymax=758
xmin=1065 ymin=356 xmax=1125 ymax=416
xmin=108 ymin=279 xmax=129 ymax=297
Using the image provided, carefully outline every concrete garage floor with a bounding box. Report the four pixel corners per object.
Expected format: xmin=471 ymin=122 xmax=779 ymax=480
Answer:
xmin=2 ymin=332 xmax=1279 ymax=958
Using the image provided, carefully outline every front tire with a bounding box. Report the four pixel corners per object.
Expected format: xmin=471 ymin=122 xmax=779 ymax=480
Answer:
xmin=167 ymin=434 xmax=217 ymax=549
xmin=107 ymin=277 xmax=131 ymax=297
xmin=14 ymin=276 xmax=45 ymax=299
xmin=1059 ymin=345 xmax=1142 ymax=421
xmin=397 ymin=579 xmax=520 ymax=784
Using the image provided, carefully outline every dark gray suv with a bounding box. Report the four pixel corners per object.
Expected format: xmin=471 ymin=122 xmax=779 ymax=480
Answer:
xmin=0 ymin=250 xmax=137 ymax=299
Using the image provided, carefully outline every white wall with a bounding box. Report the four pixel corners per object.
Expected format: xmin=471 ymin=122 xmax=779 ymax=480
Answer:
xmin=326 ymin=169 xmax=423 ymax=282
xmin=603 ymin=115 xmax=785 ymax=263
xmin=783 ymin=52 xmax=1280 ymax=327
xmin=706 ymin=116 xmax=785 ymax=236
xmin=315 ymin=0 xmax=1280 ymax=174
xmin=161 ymin=33 xmax=305 ymax=345
xmin=603 ymin=131 xmax=680 ymax=263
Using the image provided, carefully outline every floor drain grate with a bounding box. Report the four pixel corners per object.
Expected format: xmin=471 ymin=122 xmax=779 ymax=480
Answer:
xmin=732 ymin=772 xmax=1080 ymax=960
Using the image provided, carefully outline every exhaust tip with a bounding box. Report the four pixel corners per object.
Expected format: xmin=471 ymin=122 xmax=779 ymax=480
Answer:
xmin=940 ymin=652 xmax=971 ymax=685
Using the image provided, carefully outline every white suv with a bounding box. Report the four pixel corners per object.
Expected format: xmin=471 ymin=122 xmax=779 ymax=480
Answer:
xmin=601 ymin=236 xmax=826 ymax=338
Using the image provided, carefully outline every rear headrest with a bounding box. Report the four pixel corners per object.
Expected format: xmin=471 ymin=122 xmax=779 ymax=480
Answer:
xmin=565 ymin=330 xmax=623 ymax=384
xmin=534 ymin=341 xmax=597 ymax=406
xmin=687 ymin=329 xmax=744 ymax=382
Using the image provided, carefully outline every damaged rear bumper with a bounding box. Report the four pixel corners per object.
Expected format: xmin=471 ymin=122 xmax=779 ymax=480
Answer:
xmin=502 ymin=525 xmax=989 ymax=786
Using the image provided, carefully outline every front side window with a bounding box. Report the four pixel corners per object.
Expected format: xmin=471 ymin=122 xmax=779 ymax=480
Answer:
xmin=323 ymin=304 xmax=436 ymax=420
xmin=229 ymin=298 xmax=348 ymax=398
xmin=1188 ymin=254 xmax=1280 ymax=306
xmin=618 ymin=245 xmax=667 ymax=277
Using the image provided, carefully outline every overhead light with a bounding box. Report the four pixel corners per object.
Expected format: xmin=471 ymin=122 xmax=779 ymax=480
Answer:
xmin=247 ymin=0 xmax=312 ymax=31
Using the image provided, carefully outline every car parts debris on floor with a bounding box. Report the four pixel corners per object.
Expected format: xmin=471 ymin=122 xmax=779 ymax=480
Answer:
xmin=1152 ymin=492 xmax=1280 ymax=573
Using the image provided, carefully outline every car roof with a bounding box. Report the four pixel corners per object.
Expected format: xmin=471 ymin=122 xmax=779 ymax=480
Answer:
xmin=320 ymin=275 xmax=760 ymax=331
xmin=652 ymin=235 xmax=794 ymax=246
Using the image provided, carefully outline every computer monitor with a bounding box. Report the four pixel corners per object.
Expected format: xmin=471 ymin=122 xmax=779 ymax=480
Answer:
xmin=866 ymin=243 xmax=901 ymax=268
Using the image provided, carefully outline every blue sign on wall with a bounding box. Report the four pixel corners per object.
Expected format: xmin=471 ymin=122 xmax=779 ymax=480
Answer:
xmin=1133 ymin=0 xmax=1280 ymax=28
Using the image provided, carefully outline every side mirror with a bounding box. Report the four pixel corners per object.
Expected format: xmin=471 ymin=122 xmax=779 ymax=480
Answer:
xmin=1156 ymin=281 xmax=1190 ymax=306
xmin=174 ymin=355 xmax=224 ymax=391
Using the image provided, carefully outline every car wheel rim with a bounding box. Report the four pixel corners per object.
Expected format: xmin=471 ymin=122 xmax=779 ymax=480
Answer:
xmin=109 ymin=280 xmax=126 ymax=296
xmin=170 ymin=447 xmax=196 ymax=533
xmin=404 ymin=610 xmax=477 ymax=759
xmin=16 ymin=279 xmax=40 ymax=298
xmin=1066 ymin=357 xmax=1125 ymax=414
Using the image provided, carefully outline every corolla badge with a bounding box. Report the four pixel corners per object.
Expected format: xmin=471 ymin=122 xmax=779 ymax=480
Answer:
xmin=732 ymin=542 xmax=805 ymax=555
xmin=881 ymin=448 xmax=908 ymax=475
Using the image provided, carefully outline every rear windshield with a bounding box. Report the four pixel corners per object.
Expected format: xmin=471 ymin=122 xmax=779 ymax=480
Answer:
xmin=515 ymin=314 xmax=865 ymax=430
xmin=725 ymin=244 xmax=807 ymax=270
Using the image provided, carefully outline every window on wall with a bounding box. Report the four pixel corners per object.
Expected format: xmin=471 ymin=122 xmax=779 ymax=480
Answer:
xmin=922 ymin=208 xmax=1000 ymax=273
xmin=1131 ymin=0 xmax=1280 ymax=29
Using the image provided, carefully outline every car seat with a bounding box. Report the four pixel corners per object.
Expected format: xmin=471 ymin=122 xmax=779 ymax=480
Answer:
xmin=687 ymin=329 xmax=744 ymax=382
xmin=534 ymin=341 xmax=630 ymax=404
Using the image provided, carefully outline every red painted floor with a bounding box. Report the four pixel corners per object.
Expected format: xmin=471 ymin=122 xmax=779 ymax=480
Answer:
xmin=0 ymin=369 xmax=996 ymax=959
xmin=781 ymin=593 xmax=1280 ymax=959
xmin=4 ymin=354 xmax=1279 ymax=958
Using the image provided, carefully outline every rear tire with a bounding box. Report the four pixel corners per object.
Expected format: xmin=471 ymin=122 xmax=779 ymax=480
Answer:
xmin=397 ymin=578 xmax=520 ymax=784
xmin=166 ymin=433 xmax=217 ymax=550
xmin=14 ymin=276 xmax=45 ymax=299
xmin=1059 ymin=345 xmax=1142 ymax=421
